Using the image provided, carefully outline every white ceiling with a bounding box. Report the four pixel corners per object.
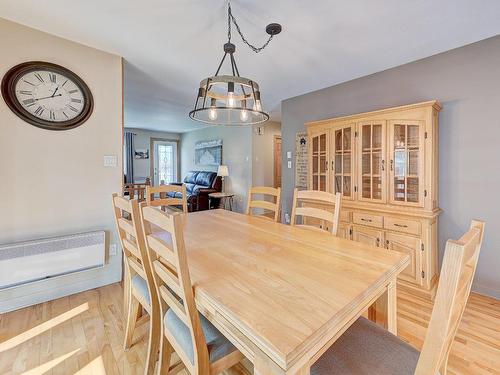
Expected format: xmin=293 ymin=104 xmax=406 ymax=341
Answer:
xmin=2 ymin=1 xmax=500 ymax=133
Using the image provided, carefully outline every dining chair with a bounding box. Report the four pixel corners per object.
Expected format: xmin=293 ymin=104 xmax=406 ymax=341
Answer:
xmin=290 ymin=189 xmax=342 ymax=235
xmin=246 ymin=186 xmax=281 ymax=222
xmin=146 ymin=184 xmax=188 ymax=213
xmin=111 ymin=193 xmax=160 ymax=375
xmin=310 ymin=219 xmax=485 ymax=375
xmin=140 ymin=205 xmax=245 ymax=375
xmin=124 ymin=177 xmax=151 ymax=201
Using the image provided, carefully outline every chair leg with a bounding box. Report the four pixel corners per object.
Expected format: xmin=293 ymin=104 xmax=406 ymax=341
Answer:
xmin=144 ymin=305 xmax=161 ymax=375
xmin=124 ymin=294 xmax=141 ymax=350
xmin=158 ymin=334 xmax=173 ymax=375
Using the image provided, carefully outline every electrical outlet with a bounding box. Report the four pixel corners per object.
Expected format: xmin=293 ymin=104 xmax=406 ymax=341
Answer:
xmin=103 ymin=155 xmax=117 ymax=167
xmin=287 ymin=151 xmax=292 ymax=159
xmin=287 ymin=161 xmax=292 ymax=169
xmin=109 ymin=243 xmax=118 ymax=256
xmin=285 ymin=213 xmax=290 ymax=224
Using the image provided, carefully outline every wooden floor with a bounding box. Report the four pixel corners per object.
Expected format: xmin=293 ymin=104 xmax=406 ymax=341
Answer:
xmin=0 ymin=283 xmax=499 ymax=375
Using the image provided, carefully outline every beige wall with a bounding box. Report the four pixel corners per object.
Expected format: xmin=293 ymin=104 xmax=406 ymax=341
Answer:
xmin=0 ymin=18 xmax=123 ymax=309
xmin=252 ymin=121 xmax=281 ymax=187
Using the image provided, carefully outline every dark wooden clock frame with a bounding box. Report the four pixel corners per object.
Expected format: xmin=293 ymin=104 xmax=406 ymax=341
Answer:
xmin=1 ymin=61 xmax=94 ymax=131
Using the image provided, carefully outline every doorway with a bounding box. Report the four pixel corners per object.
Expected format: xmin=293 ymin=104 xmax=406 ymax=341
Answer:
xmin=274 ymin=135 xmax=282 ymax=188
xmin=150 ymin=139 xmax=178 ymax=186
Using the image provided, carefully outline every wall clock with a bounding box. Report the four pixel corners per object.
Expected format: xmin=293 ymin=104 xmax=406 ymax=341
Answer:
xmin=1 ymin=61 xmax=93 ymax=130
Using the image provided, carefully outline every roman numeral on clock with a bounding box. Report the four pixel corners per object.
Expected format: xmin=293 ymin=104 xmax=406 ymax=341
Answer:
xmin=19 ymin=90 xmax=32 ymax=95
xmin=34 ymin=106 xmax=44 ymax=116
xmin=23 ymin=98 xmax=36 ymax=106
xmin=50 ymin=110 xmax=55 ymax=120
xmin=68 ymin=89 xmax=78 ymax=94
xmin=71 ymin=98 xmax=82 ymax=103
xmin=34 ymin=73 xmax=44 ymax=82
xmin=49 ymin=73 xmax=57 ymax=83
xmin=68 ymin=105 xmax=78 ymax=112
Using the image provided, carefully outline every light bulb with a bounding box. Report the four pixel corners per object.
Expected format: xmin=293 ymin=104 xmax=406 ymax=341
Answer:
xmin=227 ymin=92 xmax=235 ymax=108
xmin=209 ymin=98 xmax=217 ymax=120
xmin=227 ymin=82 xmax=235 ymax=108
xmin=240 ymin=109 xmax=248 ymax=121
xmin=209 ymin=108 xmax=218 ymax=120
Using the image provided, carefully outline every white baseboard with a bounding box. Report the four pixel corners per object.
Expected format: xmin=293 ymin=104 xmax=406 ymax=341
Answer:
xmin=0 ymin=260 xmax=122 ymax=313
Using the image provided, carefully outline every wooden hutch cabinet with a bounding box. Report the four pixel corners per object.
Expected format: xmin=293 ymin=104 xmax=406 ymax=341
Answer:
xmin=306 ymin=101 xmax=441 ymax=298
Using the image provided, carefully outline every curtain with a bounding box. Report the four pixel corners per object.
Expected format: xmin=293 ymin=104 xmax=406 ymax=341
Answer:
xmin=124 ymin=132 xmax=134 ymax=183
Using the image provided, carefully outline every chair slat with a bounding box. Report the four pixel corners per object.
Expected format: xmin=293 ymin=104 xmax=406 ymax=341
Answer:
xmin=250 ymin=186 xmax=280 ymax=196
xmin=159 ymin=285 xmax=188 ymax=325
xmin=147 ymin=234 xmax=176 ymax=266
xmin=114 ymin=195 xmax=131 ymax=212
xmin=142 ymin=206 xmax=175 ymax=233
xmin=118 ymin=217 xmax=135 ymax=237
xmin=146 ymin=184 xmax=188 ymax=213
xmin=128 ymin=257 xmax=147 ymax=280
xmin=249 ymin=200 xmax=279 ymax=212
xmin=296 ymin=189 xmax=336 ymax=203
xmin=153 ymin=259 xmax=182 ymax=297
xmin=123 ymin=238 xmax=142 ymax=260
xmin=295 ymin=206 xmax=333 ymax=223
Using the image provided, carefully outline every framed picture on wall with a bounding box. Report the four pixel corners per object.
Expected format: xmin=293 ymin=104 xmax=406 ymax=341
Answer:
xmin=195 ymin=139 xmax=222 ymax=166
xmin=134 ymin=149 xmax=149 ymax=159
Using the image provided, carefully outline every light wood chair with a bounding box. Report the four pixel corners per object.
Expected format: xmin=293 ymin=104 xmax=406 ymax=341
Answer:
xmin=310 ymin=220 xmax=485 ymax=375
xmin=140 ymin=205 xmax=244 ymax=375
xmin=146 ymin=184 xmax=188 ymax=213
xmin=246 ymin=186 xmax=281 ymax=222
xmin=124 ymin=177 xmax=151 ymax=201
xmin=290 ymin=189 xmax=342 ymax=235
xmin=111 ymin=193 xmax=160 ymax=375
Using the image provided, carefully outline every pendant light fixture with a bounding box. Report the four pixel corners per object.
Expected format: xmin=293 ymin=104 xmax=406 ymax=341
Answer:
xmin=189 ymin=1 xmax=282 ymax=126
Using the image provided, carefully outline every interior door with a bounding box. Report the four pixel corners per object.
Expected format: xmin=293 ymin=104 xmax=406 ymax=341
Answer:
xmin=153 ymin=140 xmax=177 ymax=186
xmin=357 ymin=121 xmax=386 ymax=203
xmin=331 ymin=124 xmax=355 ymax=200
xmin=388 ymin=120 xmax=425 ymax=207
xmin=385 ymin=232 xmax=422 ymax=285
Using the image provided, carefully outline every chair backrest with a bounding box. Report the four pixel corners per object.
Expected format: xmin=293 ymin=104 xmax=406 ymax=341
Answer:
xmin=140 ymin=205 xmax=209 ymax=374
xmin=111 ymin=193 xmax=156 ymax=306
xmin=124 ymin=178 xmax=151 ymax=201
xmin=146 ymin=184 xmax=188 ymax=213
xmin=290 ymin=189 xmax=342 ymax=235
xmin=246 ymin=186 xmax=281 ymax=222
xmin=415 ymin=220 xmax=485 ymax=375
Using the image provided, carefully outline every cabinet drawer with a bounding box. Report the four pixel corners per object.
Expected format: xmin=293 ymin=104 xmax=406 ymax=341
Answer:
xmin=353 ymin=212 xmax=383 ymax=228
xmin=385 ymin=217 xmax=421 ymax=236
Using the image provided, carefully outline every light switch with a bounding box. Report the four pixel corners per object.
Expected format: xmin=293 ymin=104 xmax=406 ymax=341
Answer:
xmin=103 ymin=155 xmax=117 ymax=167
xmin=287 ymin=160 xmax=292 ymax=169
xmin=287 ymin=151 xmax=292 ymax=159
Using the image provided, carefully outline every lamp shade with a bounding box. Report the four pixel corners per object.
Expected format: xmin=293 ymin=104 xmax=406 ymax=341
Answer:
xmin=217 ymin=165 xmax=229 ymax=177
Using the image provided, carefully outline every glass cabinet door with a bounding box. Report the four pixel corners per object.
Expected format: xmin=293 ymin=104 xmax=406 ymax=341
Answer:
xmin=332 ymin=124 xmax=355 ymax=199
xmin=388 ymin=120 xmax=425 ymax=206
xmin=357 ymin=121 xmax=386 ymax=202
xmin=310 ymin=132 xmax=329 ymax=191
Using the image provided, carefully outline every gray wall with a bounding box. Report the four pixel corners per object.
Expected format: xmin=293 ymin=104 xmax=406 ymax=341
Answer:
xmin=125 ymin=128 xmax=181 ymax=182
xmin=181 ymin=126 xmax=253 ymax=213
xmin=281 ymin=35 xmax=500 ymax=298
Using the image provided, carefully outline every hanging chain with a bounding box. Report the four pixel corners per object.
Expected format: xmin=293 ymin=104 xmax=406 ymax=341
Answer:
xmin=227 ymin=1 xmax=274 ymax=53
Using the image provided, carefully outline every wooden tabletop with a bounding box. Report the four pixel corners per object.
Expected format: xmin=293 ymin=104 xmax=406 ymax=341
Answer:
xmin=154 ymin=209 xmax=409 ymax=373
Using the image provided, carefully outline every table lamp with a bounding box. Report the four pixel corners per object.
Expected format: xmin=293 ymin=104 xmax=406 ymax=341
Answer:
xmin=217 ymin=165 xmax=229 ymax=193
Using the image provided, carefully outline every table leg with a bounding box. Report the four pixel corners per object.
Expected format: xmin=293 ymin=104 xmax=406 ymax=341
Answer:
xmin=368 ymin=280 xmax=397 ymax=334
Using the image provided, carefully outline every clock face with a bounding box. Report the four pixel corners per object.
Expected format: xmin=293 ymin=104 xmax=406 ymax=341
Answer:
xmin=1 ymin=62 xmax=93 ymax=130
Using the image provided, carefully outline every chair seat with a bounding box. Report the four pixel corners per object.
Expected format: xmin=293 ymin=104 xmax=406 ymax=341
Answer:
xmin=131 ymin=274 xmax=150 ymax=305
xmin=311 ymin=317 xmax=419 ymax=375
xmin=164 ymin=308 xmax=237 ymax=365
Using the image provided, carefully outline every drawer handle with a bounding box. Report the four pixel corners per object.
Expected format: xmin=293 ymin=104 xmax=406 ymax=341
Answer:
xmin=394 ymin=223 xmax=408 ymax=228
xmin=361 ymin=218 xmax=373 ymax=222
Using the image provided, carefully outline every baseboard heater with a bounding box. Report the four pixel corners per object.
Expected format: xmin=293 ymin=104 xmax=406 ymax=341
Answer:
xmin=0 ymin=231 xmax=105 ymax=290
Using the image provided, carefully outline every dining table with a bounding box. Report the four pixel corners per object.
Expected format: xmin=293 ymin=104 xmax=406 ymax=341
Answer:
xmin=153 ymin=208 xmax=410 ymax=375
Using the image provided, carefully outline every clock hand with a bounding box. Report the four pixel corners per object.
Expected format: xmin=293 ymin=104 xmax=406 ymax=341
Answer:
xmin=51 ymin=87 xmax=59 ymax=98
xmin=35 ymin=94 xmax=62 ymax=101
